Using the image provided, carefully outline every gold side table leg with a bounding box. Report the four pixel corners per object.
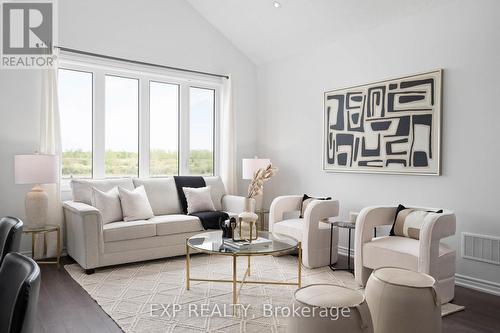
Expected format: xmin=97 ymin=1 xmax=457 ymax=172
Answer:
xmin=186 ymin=240 xmax=190 ymax=290
xmin=247 ymin=256 xmax=251 ymax=276
xmin=232 ymin=255 xmax=237 ymax=306
xmin=56 ymin=227 xmax=61 ymax=268
xmin=298 ymin=242 xmax=302 ymax=288
xmin=31 ymin=233 xmax=35 ymax=259
xmin=43 ymin=233 xmax=48 ymax=257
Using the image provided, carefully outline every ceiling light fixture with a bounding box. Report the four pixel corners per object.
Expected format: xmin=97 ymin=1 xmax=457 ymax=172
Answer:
xmin=273 ymin=1 xmax=281 ymax=8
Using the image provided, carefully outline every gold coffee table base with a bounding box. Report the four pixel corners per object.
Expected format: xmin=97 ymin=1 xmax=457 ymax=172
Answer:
xmin=186 ymin=240 xmax=302 ymax=306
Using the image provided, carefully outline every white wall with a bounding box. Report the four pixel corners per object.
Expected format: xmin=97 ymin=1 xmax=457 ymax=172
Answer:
xmin=257 ymin=0 xmax=500 ymax=287
xmin=0 ymin=0 xmax=258 ymax=252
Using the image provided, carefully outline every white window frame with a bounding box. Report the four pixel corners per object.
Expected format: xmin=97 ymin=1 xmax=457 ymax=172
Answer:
xmin=59 ymin=52 xmax=222 ymax=190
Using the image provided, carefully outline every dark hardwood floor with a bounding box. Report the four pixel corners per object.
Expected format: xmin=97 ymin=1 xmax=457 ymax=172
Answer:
xmin=34 ymin=256 xmax=500 ymax=333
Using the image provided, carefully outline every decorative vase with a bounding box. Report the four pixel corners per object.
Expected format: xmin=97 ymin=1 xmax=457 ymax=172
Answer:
xmin=235 ymin=198 xmax=258 ymax=241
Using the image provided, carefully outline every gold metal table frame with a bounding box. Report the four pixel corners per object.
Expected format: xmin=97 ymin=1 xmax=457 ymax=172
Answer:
xmin=22 ymin=224 xmax=61 ymax=268
xmin=185 ymin=236 xmax=302 ymax=306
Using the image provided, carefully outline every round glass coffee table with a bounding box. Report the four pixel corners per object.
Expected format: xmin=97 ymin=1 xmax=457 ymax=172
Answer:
xmin=186 ymin=231 xmax=301 ymax=305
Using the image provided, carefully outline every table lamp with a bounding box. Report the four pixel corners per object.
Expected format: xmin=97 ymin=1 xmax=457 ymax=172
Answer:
xmin=15 ymin=154 xmax=59 ymax=228
xmin=242 ymin=157 xmax=271 ymax=210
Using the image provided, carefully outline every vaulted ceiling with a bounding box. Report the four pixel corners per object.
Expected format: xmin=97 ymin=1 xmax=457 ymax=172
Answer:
xmin=187 ymin=0 xmax=442 ymax=65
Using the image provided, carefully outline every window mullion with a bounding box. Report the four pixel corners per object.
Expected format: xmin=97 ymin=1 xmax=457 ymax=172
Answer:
xmin=139 ymin=77 xmax=150 ymax=178
xmin=179 ymin=84 xmax=190 ymax=175
xmin=93 ymin=70 xmax=105 ymax=179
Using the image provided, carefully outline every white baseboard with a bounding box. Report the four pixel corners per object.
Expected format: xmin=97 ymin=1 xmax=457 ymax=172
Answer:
xmin=455 ymin=274 xmax=500 ymax=296
xmin=337 ymin=246 xmax=500 ymax=296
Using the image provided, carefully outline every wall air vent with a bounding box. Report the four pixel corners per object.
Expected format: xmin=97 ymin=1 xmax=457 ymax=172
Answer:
xmin=462 ymin=232 xmax=500 ymax=266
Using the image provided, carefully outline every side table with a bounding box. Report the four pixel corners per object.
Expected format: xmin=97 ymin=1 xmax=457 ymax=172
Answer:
xmin=255 ymin=209 xmax=269 ymax=231
xmin=22 ymin=224 xmax=61 ymax=268
xmin=325 ymin=220 xmax=355 ymax=274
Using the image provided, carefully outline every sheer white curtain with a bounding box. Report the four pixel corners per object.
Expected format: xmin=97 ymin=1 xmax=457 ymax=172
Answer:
xmin=220 ymin=76 xmax=237 ymax=195
xmin=39 ymin=57 xmax=63 ymax=258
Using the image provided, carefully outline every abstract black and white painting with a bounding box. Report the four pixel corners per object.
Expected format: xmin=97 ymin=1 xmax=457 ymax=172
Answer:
xmin=323 ymin=70 xmax=442 ymax=175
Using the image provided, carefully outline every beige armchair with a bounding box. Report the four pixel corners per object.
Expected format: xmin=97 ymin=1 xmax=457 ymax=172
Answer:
xmin=354 ymin=205 xmax=456 ymax=304
xmin=269 ymin=195 xmax=339 ymax=268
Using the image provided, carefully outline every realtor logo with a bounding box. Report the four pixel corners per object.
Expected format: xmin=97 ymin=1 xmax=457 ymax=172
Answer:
xmin=1 ymin=1 xmax=55 ymax=69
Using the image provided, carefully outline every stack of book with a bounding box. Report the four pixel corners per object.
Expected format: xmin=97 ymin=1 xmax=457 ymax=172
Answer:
xmin=223 ymin=237 xmax=272 ymax=250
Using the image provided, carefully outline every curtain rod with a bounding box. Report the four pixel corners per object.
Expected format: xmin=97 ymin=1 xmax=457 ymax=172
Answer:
xmin=54 ymin=46 xmax=229 ymax=79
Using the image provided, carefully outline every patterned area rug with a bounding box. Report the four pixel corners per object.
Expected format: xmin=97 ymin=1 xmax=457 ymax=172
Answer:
xmin=65 ymin=254 xmax=463 ymax=333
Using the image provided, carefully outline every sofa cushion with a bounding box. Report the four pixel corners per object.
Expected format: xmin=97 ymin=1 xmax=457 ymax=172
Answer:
xmin=363 ymin=236 xmax=455 ymax=277
xmin=150 ymin=215 xmax=204 ymax=236
xmin=183 ymin=186 xmax=216 ymax=214
xmin=118 ymin=186 xmax=154 ymax=222
xmin=103 ymin=220 xmax=156 ymax=242
xmin=91 ymin=187 xmax=122 ymax=224
xmin=72 ymin=178 xmax=134 ymax=205
xmin=133 ymin=178 xmax=182 ymax=215
xmin=203 ymin=176 xmax=226 ymax=211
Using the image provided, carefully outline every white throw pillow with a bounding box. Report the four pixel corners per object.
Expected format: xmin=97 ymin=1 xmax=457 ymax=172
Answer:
xmin=183 ymin=186 xmax=216 ymax=214
xmin=118 ymin=185 xmax=154 ymax=222
xmin=91 ymin=187 xmax=123 ymax=224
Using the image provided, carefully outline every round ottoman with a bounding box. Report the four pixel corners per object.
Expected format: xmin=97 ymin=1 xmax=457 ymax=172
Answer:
xmin=287 ymin=284 xmax=373 ymax=333
xmin=365 ymin=268 xmax=441 ymax=333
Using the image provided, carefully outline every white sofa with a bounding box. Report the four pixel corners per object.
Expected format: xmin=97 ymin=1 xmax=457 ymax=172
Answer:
xmin=269 ymin=195 xmax=339 ymax=268
xmin=63 ymin=177 xmax=250 ymax=274
xmin=354 ymin=205 xmax=456 ymax=304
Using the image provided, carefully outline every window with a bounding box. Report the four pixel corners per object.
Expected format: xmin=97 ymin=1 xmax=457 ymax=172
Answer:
xmin=58 ymin=69 xmax=93 ymax=178
xmin=188 ymin=87 xmax=215 ymax=176
xmin=150 ymin=81 xmax=179 ymax=176
xmin=57 ymin=56 xmax=220 ymax=182
xmin=105 ymin=76 xmax=139 ymax=177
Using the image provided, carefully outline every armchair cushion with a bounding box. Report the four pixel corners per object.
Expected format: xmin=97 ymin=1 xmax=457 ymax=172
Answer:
xmin=390 ymin=204 xmax=443 ymax=239
xmin=363 ymin=236 xmax=455 ymax=280
xmin=273 ymin=218 xmax=303 ymax=241
xmin=273 ymin=218 xmax=332 ymax=242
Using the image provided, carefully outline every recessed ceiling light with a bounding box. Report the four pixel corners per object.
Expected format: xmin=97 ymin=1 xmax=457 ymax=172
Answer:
xmin=273 ymin=1 xmax=281 ymax=8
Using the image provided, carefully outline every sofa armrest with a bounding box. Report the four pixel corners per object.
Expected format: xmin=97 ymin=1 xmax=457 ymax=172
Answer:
xmin=269 ymin=195 xmax=302 ymax=232
xmin=222 ymin=195 xmax=255 ymax=214
xmin=354 ymin=206 xmax=398 ymax=285
xmin=63 ymin=201 xmax=103 ymax=269
xmin=63 ymin=200 xmax=100 ymax=215
xmin=418 ymin=210 xmax=456 ymax=275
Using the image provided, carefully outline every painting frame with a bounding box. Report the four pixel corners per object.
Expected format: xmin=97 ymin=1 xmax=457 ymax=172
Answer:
xmin=322 ymin=69 xmax=442 ymax=175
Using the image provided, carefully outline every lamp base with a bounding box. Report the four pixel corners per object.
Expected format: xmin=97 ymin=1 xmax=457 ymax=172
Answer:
xmin=25 ymin=185 xmax=49 ymax=228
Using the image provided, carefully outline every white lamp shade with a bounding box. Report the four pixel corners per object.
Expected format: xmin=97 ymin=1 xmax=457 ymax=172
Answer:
xmin=15 ymin=154 xmax=59 ymax=185
xmin=242 ymin=158 xmax=271 ymax=179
